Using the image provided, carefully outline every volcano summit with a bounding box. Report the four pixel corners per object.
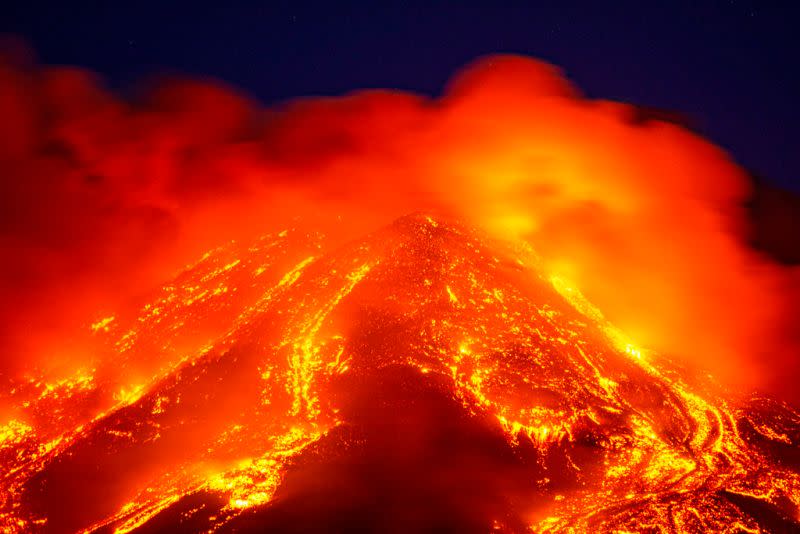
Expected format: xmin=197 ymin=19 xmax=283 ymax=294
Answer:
xmin=1 ymin=214 xmax=799 ymax=533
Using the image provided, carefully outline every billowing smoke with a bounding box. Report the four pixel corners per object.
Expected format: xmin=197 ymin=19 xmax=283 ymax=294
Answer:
xmin=0 ymin=45 xmax=798 ymax=402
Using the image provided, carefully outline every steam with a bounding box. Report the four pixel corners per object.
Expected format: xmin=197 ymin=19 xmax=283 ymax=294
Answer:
xmin=0 ymin=48 xmax=797 ymax=399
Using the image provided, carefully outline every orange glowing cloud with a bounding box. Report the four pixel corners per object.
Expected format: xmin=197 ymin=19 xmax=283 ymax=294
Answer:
xmin=0 ymin=48 xmax=797 ymax=401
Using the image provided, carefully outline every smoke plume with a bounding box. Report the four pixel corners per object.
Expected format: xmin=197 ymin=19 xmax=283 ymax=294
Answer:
xmin=0 ymin=46 xmax=798 ymax=401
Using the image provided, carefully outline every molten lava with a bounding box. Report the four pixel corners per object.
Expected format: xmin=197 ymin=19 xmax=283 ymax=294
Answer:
xmin=1 ymin=214 xmax=798 ymax=532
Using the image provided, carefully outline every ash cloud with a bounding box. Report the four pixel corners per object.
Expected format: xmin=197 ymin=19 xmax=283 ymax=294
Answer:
xmin=0 ymin=44 xmax=798 ymax=400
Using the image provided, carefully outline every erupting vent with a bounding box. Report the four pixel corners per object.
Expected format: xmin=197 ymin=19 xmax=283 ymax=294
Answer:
xmin=1 ymin=214 xmax=799 ymax=533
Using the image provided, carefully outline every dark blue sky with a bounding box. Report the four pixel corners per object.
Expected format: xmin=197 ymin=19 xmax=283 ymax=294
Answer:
xmin=3 ymin=1 xmax=799 ymax=190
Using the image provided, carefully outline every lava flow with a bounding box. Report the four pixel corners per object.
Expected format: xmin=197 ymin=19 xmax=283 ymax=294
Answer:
xmin=1 ymin=214 xmax=799 ymax=533
xmin=2 ymin=50 xmax=800 ymax=533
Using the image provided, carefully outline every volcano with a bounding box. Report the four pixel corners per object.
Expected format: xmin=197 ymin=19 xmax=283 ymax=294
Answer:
xmin=1 ymin=213 xmax=799 ymax=533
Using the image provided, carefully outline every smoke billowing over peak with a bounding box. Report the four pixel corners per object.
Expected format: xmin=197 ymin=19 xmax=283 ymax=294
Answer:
xmin=0 ymin=49 xmax=798 ymax=404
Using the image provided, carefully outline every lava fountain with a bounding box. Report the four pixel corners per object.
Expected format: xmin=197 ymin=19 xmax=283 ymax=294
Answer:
xmin=0 ymin=52 xmax=799 ymax=532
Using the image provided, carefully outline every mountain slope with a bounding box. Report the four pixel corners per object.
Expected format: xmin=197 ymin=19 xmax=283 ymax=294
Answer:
xmin=2 ymin=214 xmax=799 ymax=533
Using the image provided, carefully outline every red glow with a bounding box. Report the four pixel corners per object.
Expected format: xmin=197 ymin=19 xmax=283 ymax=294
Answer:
xmin=1 ymin=53 xmax=799 ymax=532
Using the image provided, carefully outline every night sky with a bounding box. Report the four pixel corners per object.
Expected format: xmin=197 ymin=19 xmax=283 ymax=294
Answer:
xmin=3 ymin=1 xmax=798 ymax=191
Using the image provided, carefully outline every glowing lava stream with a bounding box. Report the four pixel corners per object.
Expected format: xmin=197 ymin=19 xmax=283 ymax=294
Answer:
xmin=1 ymin=214 xmax=798 ymax=533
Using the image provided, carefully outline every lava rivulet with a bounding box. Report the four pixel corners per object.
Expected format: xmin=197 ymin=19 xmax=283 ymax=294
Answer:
xmin=1 ymin=214 xmax=798 ymax=533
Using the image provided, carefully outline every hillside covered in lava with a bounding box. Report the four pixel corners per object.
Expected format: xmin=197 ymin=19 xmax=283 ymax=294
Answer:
xmin=1 ymin=214 xmax=798 ymax=533
xmin=2 ymin=46 xmax=800 ymax=533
